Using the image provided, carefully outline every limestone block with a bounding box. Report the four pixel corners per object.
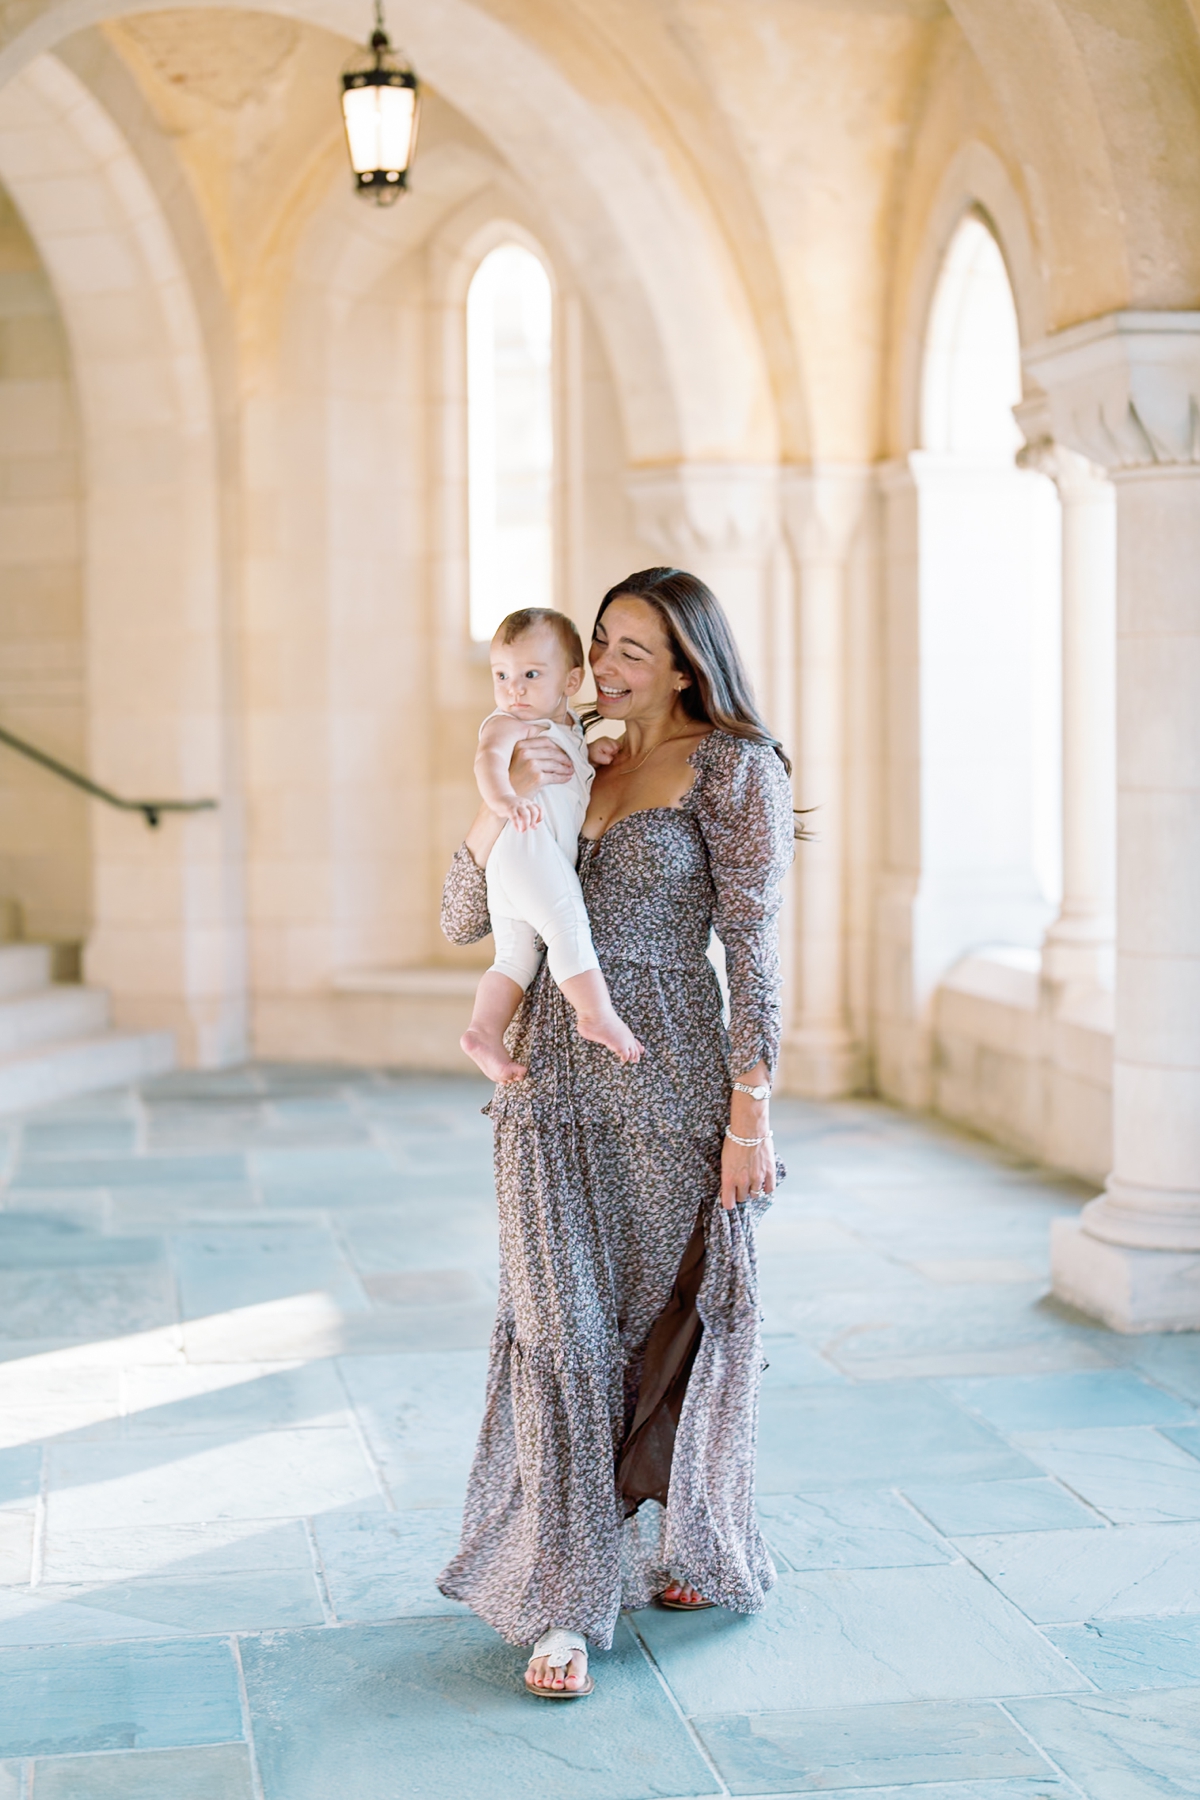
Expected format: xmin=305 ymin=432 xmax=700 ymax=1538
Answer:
xmin=1051 ymin=1217 xmax=1200 ymax=1333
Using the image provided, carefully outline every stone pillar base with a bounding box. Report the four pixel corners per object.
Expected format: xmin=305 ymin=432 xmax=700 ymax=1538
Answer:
xmin=779 ymin=1028 xmax=865 ymax=1100
xmin=1051 ymin=1217 xmax=1200 ymax=1333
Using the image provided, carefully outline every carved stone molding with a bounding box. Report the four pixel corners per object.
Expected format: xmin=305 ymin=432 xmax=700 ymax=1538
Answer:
xmin=1014 ymin=393 xmax=1112 ymax=500
xmin=780 ymin=464 xmax=873 ymax=564
xmin=625 ymin=463 xmax=780 ymax=563
xmin=1024 ymin=312 xmax=1200 ymax=475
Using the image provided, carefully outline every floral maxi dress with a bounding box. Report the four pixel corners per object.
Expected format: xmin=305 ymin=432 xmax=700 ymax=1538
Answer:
xmin=436 ymin=729 xmax=795 ymax=1650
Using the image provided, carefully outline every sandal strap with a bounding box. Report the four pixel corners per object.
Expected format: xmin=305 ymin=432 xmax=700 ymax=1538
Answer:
xmin=529 ymin=1627 xmax=588 ymax=1670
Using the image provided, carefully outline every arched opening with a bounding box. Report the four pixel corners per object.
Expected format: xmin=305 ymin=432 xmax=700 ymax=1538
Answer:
xmin=466 ymin=243 xmax=554 ymax=642
xmin=0 ymin=181 xmax=87 ymax=965
xmin=0 ymin=54 xmax=243 ymax=1067
xmin=912 ymin=212 xmax=1061 ymax=1000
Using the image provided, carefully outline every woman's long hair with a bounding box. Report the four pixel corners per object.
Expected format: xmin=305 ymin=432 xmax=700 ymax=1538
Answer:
xmin=594 ymin=567 xmax=791 ymax=776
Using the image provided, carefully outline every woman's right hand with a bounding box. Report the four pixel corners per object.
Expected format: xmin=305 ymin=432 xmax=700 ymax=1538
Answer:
xmin=510 ymin=734 xmax=574 ymax=797
xmin=464 ymin=732 xmax=575 ymax=869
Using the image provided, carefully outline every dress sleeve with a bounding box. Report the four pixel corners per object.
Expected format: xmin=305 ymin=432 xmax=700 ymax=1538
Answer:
xmin=440 ymin=844 xmax=492 ymax=946
xmin=694 ymin=735 xmax=795 ymax=1079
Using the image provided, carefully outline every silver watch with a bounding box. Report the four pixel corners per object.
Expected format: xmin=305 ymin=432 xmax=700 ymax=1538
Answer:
xmin=732 ymin=1080 xmax=771 ymax=1102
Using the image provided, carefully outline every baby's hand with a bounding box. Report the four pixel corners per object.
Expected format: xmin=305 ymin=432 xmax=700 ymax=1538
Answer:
xmin=493 ymin=794 xmax=542 ymax=832
xmin=588 ymin=737 xmax=621 ymax=767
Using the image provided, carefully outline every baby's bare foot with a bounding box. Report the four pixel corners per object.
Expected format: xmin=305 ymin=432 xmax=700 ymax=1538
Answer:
xmin=574 ymin=1009 xmax=643 ymax=1064
xmin=461 ymin=1027 xmax=527 ymax=1083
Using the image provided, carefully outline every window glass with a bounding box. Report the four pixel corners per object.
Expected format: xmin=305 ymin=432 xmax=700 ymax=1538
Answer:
xmin=467 ymin=244 xmax=553 ymax=641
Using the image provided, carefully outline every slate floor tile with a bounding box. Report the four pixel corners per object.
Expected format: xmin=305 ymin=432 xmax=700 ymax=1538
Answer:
xmin=632 ymin=1564 xmax=1085 ymax=1713
xmin=12 ymin=1156 xmax=246 ymax=1189
xmin=20 ymin=1121 xmax=137 ymax=1157
xmin=739 ymin=1783 xmax=1069 ymax=1799
xmin=240 ymin=1616 xmax=718 ymax=1800
xmin=0 ymin=1513 xmax=31 ymax=1582
xmin=1159 ymin=1423 xmax=1200 ymax=1463
xmin=757 ymin=1383 xmax=1039 ymax=1492
xmin=0 ymin=1217 xmax=163 ymax=1269
xmin=121 ymin=1361 xmax=349 ymax=1437
xmin=902 ymin=1477 xmax=1102 ymax=1536
xmin=0 ymin=1637 xmax=243 ymax=1756
xmin=313 ymin=1508 xmax=466 ymax=1619
xmin=0 ymin=1448 xmax=40 ymax=1511
xmin=760 ymin=1338 xmax=845 ymax=1388
xmin=693 ymin=1698 xmax=1056 ymax=1794
xmin=336 ymin=1349 xmax=487 ymax=1508
xmin=1117 ymin=1336 xmax=1200 ymax=1406
xmin=758 ymin=1488 xmax=953 ymax=1571
xmin=31 ymin=1743 xmax=255 ymax=1800
xmin=259 ymin=1176 xmax=482 ymax=1210
xmin=45 ymin=1427 xmax=383 ymax=1529
xmin=43 ymin=1518 xmax=313 ymax=1582
xmin=250 ymin=1145 xmax=397 ymax=1184
xmin=911 ymin=1258 xmax=1045 ymax=1283
xmin=0 ymin=1268 xmax=177 ymax=1342
xmin=1008 ymin=1687 xmax=1200 ymax=1800
xmin=171 ymin=1223 xmax=369 ymax=1317
xmin=0 ymin=1570 xmax=323 ymax=1643
xmin=961 ymin=1522 xmax=1200 ymax=1621
xmin=944 ymin=1371 xmax=1196 ymax=1432
xmin=1014 ymin=1427 xmax=1200 ymax=1523
xmin=758 ymin=1251 xmax=927 ymax=1303
xmin=1045 ymin=1615 xmax=1200 ymax=1690
xmin=338 ymin=1203 xmax=499 ymax=1275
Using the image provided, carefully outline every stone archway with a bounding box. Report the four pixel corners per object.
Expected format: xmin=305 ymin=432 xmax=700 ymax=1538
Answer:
xmin=0 ymin=53 xmax=246 ymax=1065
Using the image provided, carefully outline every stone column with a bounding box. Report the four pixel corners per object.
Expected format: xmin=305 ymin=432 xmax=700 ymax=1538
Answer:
xmin=1026 ymin=313 xmax=1200 ymax=1330
xmin=779 ymin=467 xmax=870 ymax=1097
xmin=1016 ymin=404 xmax=1117 ymax=1002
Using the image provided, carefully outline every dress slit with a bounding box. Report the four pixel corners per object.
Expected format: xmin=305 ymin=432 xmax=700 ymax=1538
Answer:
xmin=616 ymin=1211 xmax=706 ymax=1513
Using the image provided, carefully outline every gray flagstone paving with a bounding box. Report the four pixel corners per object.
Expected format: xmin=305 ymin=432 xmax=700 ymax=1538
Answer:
xmin=0 ymin=1065 xmax=1194 ymax=1796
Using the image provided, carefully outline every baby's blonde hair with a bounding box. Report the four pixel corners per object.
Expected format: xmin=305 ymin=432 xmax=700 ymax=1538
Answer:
xmin=493 ymin=607 xmax=584 ymax=671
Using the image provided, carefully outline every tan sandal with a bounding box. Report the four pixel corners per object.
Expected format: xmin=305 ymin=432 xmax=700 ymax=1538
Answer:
xmin=524 ymin=1627 xmax=594 ymax=1699
xmin=657 ymin=1584 xmax=716 ymax=1611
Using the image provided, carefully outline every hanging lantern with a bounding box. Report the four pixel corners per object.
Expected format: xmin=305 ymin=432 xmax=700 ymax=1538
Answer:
xmin=341 ymin=1 xmax=420 ymax=205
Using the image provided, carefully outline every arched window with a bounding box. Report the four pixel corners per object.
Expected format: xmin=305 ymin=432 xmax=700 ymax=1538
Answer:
xmin=913 ymin=213 xmax=1061 ymax=984
xmin=921 ymin=216 xmax=1023 ymax=458
xmin=467 ymin=244 xmax=554 ymax=641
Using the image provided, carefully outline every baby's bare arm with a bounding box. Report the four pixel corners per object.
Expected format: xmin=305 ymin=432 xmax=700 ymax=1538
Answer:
xmin=475 ymin=717 xmax=546 ymax=828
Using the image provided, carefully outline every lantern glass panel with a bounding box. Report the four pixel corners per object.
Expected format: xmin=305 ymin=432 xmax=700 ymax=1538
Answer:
xmin=342 ymin=81 xmax=415 ymax=176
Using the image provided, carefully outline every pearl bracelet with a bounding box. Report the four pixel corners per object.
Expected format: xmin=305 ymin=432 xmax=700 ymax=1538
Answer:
xmin=725 ymin=1127 xmax=774 ymax=1148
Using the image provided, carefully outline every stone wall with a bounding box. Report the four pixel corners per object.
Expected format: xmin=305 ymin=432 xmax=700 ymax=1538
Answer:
xmin=0 ymin=184 xmax=87 ymax=952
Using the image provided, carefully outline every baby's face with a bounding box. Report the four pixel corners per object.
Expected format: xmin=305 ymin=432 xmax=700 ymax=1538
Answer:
xmin=490 ymin=628 xmax=581 ymax=723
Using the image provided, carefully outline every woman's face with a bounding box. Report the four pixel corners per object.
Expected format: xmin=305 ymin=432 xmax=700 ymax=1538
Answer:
xmin=590 ymin=596 xmax=689 ymax=723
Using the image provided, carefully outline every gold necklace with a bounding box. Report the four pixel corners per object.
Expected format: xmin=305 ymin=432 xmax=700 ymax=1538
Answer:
xmin=610 ymin=729 xmax=699 ymax=776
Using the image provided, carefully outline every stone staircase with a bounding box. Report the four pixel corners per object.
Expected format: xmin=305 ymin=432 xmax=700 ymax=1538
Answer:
xmin=0 ymin=944 xmax=174 ymax=1114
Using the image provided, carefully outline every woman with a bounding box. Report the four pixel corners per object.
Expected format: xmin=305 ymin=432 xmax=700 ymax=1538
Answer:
xmin=437 ymin=567 xmax=796 ymax=1699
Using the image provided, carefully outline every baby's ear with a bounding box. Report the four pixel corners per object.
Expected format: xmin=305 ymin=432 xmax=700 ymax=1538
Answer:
xmin=564 ymin=665 xmax=584 ymax=696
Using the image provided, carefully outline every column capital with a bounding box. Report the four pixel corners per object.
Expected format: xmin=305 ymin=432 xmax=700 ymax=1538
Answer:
xmin=1013 ymin=395 xmax=1109 ymax=497
xmin=780 ymin=463 xmax=873 ymax=562
xmin=624 ymin=462 xmax=779 ymax=562
xmin=1023 ymin=311 xmax=1200 ymax=475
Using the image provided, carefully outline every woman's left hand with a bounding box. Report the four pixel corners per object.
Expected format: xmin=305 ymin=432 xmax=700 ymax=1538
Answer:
xmin=720 ymin=1131 xmax=776 ymax=1211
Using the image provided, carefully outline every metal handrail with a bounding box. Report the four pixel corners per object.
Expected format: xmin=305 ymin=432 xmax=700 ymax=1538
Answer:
xmin=0 ymin=724 xmax=218 ymax=829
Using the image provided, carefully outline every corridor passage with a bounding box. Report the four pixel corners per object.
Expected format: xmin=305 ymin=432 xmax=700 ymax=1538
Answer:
xmin=0 ymin=1066 xmax=1197 ymax=1798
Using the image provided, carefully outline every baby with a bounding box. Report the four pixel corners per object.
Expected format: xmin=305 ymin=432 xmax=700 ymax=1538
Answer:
xmin=460 ymin=606 xmax=643 ymax=1083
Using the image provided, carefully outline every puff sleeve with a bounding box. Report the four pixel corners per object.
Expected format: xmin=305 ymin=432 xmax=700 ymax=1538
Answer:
xmin=693 ymin=734 xmax=794 ymax=1079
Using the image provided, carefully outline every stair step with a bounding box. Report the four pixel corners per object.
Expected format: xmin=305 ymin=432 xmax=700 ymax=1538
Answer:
xmin=0 ymin=944 xmax=53 ymax=1000
xmin=0 ymin=986 xmax=110 ymax=1057
xmin=0 ymin=1030 xmax=175 ymax=1116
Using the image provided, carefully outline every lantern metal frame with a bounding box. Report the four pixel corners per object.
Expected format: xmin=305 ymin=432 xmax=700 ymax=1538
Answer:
xmin=341 ymin=0 xmax=420 ymax=206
